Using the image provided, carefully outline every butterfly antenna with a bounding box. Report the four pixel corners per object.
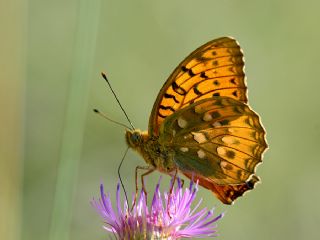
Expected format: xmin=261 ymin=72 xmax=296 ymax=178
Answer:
xmin=118 ymin=147 xmax=130 ymax=208
xmin=101 ymin=72 xmax=135 ymax=130
xmin=93 ymin=109 xmax=132 ymax=129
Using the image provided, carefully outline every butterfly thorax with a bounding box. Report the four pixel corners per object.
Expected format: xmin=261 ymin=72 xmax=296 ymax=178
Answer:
xmin=125 ymin=129 xmax=176 ymax=173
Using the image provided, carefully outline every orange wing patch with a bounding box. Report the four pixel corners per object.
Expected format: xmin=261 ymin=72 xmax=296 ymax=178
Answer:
xmin=149 ymin=37 xmax=247 ymax=136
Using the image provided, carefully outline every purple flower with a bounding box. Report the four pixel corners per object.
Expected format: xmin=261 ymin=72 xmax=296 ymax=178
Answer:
xmin=91 ymin=178 xmax=223 ymax=239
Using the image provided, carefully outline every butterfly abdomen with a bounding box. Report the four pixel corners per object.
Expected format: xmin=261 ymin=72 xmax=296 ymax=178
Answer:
xmin=125 ymin=129 xmax=176 ymax=173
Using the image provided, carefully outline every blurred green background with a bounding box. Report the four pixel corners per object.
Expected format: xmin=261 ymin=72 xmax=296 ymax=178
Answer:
xmin=1 ymin=0 xmax=320 ymax=239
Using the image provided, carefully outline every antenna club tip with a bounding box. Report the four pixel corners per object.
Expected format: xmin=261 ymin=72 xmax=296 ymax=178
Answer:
xmin=101 ymin=72 xmax=107 ymax=78
xmin=93 ymin=108 xmax=100 ymax=113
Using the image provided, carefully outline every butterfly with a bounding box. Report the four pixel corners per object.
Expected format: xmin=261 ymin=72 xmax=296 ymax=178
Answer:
xmin=125 ymin=37 xmax=267 ymax=204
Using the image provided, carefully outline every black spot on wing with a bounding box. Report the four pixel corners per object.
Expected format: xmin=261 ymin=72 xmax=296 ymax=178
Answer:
xmin=159 ymin=105 xmax=175 ymax=112
xmin=172 ymin=82 xmax=187 ymax=95
xmin=213 ymin=80 xmax=219 ymax=86
xmin=200 ymin=72 xmax=209 ymax=79
xmin=164 ymin=93 xmax=179 ymax=103
xmin=181 ymin=66 xmax=196 ymax=77
xmin=220 ymin=119 xmax=229 ymax=125
xmin=246 ymin=179 xmax=255 ymax=189
xmin=232 ymin=90 xmax=238 ymax=97
xmin=226 ymin=150 xmax=236 ymax=159
xmin=188 ymin=68 xmax=196 ymax=77
xmin=158 ymin=112 xmax=166 ymax=118
xmin=181 ymin=66 xmax=188 ymax=72
xmin=193 ymin=84 xmax=202 ymax=95
xmin=211 ymin=111 xmax=221 ymax=118
xmin=212 ymin=60 xmax=218 ymax=66
xmin=233 ymin=106 xmax=243 ymax=114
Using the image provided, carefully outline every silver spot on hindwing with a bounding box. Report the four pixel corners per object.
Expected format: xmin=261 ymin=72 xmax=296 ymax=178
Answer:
xmin=177 ymin=117 xmax=188 ymax=128
xmin=203 ymin=112 xmax=212 ymax=121
xmin=197 ymin=149 xmax=206 ymax=158
xmin=213 ymin=121 xmax=222 ymax=128
xmin=180 ymin=147 xmax=189 ymax=152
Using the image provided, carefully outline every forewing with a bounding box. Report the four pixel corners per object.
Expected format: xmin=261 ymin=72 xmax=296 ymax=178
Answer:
xmin=159 ymin=97 xmax=267 ymax=185
xmin=149 ymin=37 xmax=247 ymax=136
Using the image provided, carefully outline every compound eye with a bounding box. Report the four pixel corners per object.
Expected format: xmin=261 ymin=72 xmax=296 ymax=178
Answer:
xmin=131 ymin=132 xmax=140 ymax=143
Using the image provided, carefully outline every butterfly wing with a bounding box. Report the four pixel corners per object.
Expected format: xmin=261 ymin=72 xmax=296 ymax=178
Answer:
xmin=148 ymin=37 xmax=267 ymax=203
xmin=183 ymin=172 xmax=260 ymax=204
xmin=159 ymin=97 xmax=267 ymax=203
xmin=149 ymin=37 xmax=247 ymax=136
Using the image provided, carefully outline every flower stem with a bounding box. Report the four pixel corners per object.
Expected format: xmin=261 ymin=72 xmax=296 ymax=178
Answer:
xmin=48 ymin=1 xmax=100 ymax=240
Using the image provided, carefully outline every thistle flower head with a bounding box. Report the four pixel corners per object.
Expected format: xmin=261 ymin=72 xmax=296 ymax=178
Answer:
xmin=91 ymin=178 xmax=223 ymax=239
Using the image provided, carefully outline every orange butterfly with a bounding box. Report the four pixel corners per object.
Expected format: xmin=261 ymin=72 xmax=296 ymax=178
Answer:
xmin=122 ymin=37 xmax=267 ymax=204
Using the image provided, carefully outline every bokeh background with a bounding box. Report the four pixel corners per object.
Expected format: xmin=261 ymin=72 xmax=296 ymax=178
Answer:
xmin=1 ymin=0 xmax=320 ymax=239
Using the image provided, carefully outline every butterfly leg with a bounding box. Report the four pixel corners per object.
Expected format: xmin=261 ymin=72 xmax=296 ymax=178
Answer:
xmin=168 ymin=168 xmax=178 ymax=195
xmin=167 ymin=168 xmax=178 ymax=217
xmin=131 ymin=165 xmax=154 ymax=211
xmin=181 ymin=178 xmax=185 ymax=188
xmin=141 ymin=168 xmax=155 ymax=197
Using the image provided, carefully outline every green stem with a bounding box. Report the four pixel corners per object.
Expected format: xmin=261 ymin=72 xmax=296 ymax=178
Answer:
xmin=49 ymin=1 xmax=100 ymax=240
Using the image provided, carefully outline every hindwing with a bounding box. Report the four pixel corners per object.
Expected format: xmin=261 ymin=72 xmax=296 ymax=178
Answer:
xmin=183 ymin=172 xmax=260 ymax=204
xmin=159 ymin=97 xmax=267 ymax=187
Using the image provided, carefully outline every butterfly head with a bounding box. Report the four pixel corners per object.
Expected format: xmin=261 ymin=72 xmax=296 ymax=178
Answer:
xmin=125 ymin=129 xmax=146 ymax=149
